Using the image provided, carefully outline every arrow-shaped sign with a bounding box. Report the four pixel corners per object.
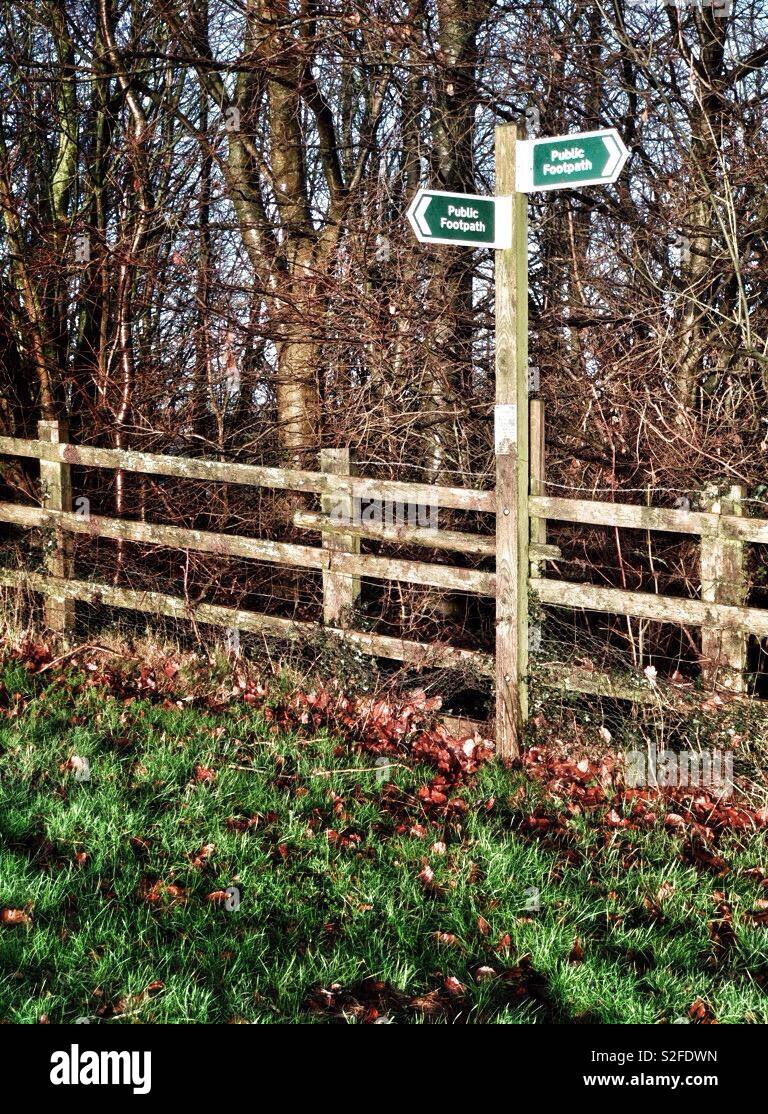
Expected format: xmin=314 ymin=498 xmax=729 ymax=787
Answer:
xmin=515 ymin=129 xmax=629 ymax=193
xmin=406 ymin=189 xmax=512 ymax=249
xmin=412 ymin=193 xmax=432 ymax=238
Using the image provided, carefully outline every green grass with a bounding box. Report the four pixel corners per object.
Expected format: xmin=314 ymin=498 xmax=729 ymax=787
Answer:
xmin=1 ymin=659 xmax=767 ymax=1024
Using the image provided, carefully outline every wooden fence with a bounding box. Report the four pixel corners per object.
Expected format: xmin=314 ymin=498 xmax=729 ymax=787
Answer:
xmin=1 ymin=413 xmax=768 ymax=759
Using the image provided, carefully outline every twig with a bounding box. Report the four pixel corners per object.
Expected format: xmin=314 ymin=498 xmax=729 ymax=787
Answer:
xmin=35 ymin=644 xmax=120 ymax=675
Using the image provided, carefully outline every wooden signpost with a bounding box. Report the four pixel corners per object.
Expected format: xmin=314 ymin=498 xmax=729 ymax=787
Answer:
xmin=493 ymin=124 xmax=528 ymax=761
xmin=407 ymin=121 xmax=630 ymax=760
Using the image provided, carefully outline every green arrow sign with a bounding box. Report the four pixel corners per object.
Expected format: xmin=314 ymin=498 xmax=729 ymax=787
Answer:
xmin=406 ymin=189 xmax=511 ymax=249
xmin=516 ymin=129 xmax=629 ymax=192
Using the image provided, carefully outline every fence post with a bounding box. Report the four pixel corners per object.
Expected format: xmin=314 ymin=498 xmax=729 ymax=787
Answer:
xmin=700 ymin=484 xmax=746 ymax=692
xmin=321 ymin=447 xmax=360 ymax=627
xmin=37 ymin=419 xmax=75 ymax=634
xmin=529 ymin=399 xmax=546 ymax=579
xmin=494 ymin=122 xmax=528 ymax=761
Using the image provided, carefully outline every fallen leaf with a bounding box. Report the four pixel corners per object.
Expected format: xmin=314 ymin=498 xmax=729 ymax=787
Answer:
xmin=189 ymin=843 xmax=215 ymax=869
xmin=442 ymin=975 xmax=465 ymax=996
xmin=688 ymin=997 xmax=715 ymax=1023
xmin=569 ymin=936 xmax=584 ymax=963
xmin=475 ymin=966 xmax=497 ymax=982
xmin=433 ymin=932 xmax=459 ymax=948
xmin=418 ymin=864 xmax=435 ymax=887
xmin=1 ymin=908 xmax=31 ymax=926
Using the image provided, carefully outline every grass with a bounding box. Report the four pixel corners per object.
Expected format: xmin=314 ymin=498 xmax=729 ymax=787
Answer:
xmin=1 ymin=653 xmax=768 ymax=1024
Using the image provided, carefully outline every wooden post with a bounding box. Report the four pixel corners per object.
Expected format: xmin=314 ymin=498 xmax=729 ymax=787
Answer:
xmin=530 ymin=399 xmax=546 ymax=579
xmin=700 ymin=485 xmax=746 ymax=692
xmin=38 ymin=419 xmax=75 ymax=634
xmin=321 ymin=447 xmax=361 ymax=626
xmin=494 ymin=123 xmax=528 ymax=760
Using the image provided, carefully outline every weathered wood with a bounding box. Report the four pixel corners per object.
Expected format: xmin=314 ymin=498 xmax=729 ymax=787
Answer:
xmin=494 ymin=122 xmax=528 ymax=760
xmin=530 ymin=543 xmax=561 ymax=561
xmin=294 ymin=509 xmax=496 ymax=556
xmin=531 ymin=577 xmax=768 ymax=636
xmin=530 ymin=399 xmax=546 ymax=579
xmin=495 ymin=453 xmax=520 ymax=756
xmin=440 ymin=715 xmax=493 ymax=739
xmin=0 ymin=501 xmax=326 ymax=567
xmin=534 ymin=662 xmax=657 ymax=703
xmin=700 ymin=486 xmax=747 ymax=692
xmin=0 ymin=501 xmax=495 ymax=595
xmin=0 ymin=435 xmax=494 ymax=513
xmin=37 ymin=421 xmax=75 ymax=633
xmin=320 ymin=448 xmax=360 ymax=625
xmin=530 ymin=494 xmax=768 ymax=545
xmin=0 ymin=569 xmax=494 ymax=676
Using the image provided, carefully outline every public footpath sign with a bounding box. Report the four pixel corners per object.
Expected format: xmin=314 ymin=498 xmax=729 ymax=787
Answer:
xmin=515 ymin=129 xmax=629 ymax=192
xmin=406 ymin=189 xmax=512 ymax=249
xmin=405 ymin=126 xmax=630 ymax=760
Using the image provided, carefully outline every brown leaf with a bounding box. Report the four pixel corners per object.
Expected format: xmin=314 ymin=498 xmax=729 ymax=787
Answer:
xmin=476 ymin=914 xmax=491 ymax=937
xmin=664 ymin=813 xmax=686 ymax=828
xmin=189 ymin=842 xmax=215 ymax=869
xmin=141 ymin=880 xmax=187 ymax=905
xmin=1 ymin=908 xmax=31 ymax=926
xmin=475 ymin=965 xmax=497 ymax=982
xmin=688 ymin=997 xmax=716 ymax=1024
xmin=409 ymin=990 xmax=448 ymax=1016
xmin=684 ymin=840 xmax=728 ymax=875
xmin=433 ymin=932 xmax=459 ymax=948
xmin=418 ymin=863 xmax=436 ymax=890
xmin=569 ymin=936 xmax=584 ymax=963
xmin=442 ymin=975 xmax=465 ymax=996
xmin=745 ymin=904 xmax=768 ymax=925
xmin=709 ymin=899 xmax=737 ymax=955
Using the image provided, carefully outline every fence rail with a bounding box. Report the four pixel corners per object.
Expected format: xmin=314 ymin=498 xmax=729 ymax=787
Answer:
xmin=530 ymin=494 xmax=768 ymax=545
xmin=0 ymin=435 xmax=495 ymax=512
xmin=0 ymin=569 xmax=494 ymax=677
xmin=2 ymin=418 xmax=768 ymax=757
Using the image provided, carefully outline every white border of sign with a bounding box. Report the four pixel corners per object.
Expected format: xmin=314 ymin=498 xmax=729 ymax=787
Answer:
xmin=514 ymin=129 xmax=629 ymax=193
xmin=407 ymin=189 xmax=512 ymax=249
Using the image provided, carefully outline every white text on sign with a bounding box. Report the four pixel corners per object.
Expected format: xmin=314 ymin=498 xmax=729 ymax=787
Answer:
xmin=541 ymin=146 xmax=593 ymax=177
xmin=440 ymin=204 xmax=486 ymax=234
